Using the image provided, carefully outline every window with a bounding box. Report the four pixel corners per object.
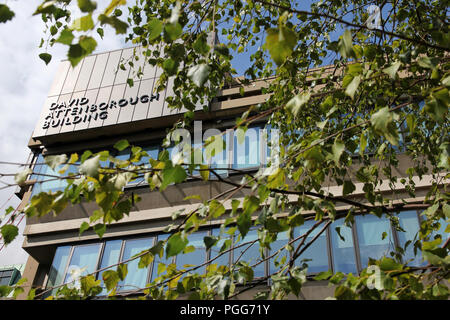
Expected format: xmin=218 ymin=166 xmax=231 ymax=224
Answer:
xmin=232 ymin=228 xmax=265 ymax=278
xmin=330 ymin=219 xmax=358 ymax=274
xmin=47 ymin=246 xmax=71 ymax=289
xmin=31 ymin=154 xmax=73 ymax=196
xmin=210 ymin=228 xmax=232 ymax=270
xmin=98 ymin=240 xmax=122 ymax=295
xmin=396 ymin=211 xmax=422 ymax=266
xmin=63 ymin=244 xmax=101 ymax=287
xmin=233 ymin=126 xmax=261 ymax=170
xmin=355 ymin=214 xmax=395 ymax=268
xmin=151 ymin=234 xmax=172 ymax=281
xmin=269 ymin=230 xmax=290 ymax=275
xmin=294 ymin=221 xmax=330 ymax=274
xmin=118 ymin=237 xmax=154 ymax=291
xmin=0 ymin=269 xmax=20 ymax=286
xmin=175 ymin=231 xmax=208 ymax=276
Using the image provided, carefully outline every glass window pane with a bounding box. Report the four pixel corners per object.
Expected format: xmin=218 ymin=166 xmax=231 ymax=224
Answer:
xmin=269 ymin=230 xmax=290 ymax=275
xmin=355 ymin=214 xmax=394 ymax=268
xmin=98 ymin=240 xmax=122 ymax=294
xmin=151 ymin=234 xmax=172 ymax=281
xmin=175 ymin=231 xmax=207 ymax=276
xmin=118 ymin=238 xmax=154 ymax=291
xmin=208 ymin=133 xmax=229 ymax=177
xmin=47 ymin=246 xmax=71 ymax=288
xmin=0 ymin=276 xmax=11 ymax=286
xmin=294 ymin=221 xmax=329 ymax=274
xmin=211 ymin=228 xmax=232 ymax=270
xmin=64 ymin=244 xmax=101 ymax=284
xmin=396 ymin=211 xmax=422 ymax=266
xmin=233 ymin=126 xmax=260 ymax=169
xmin=330 ymin=220 xmax=357 ymax=274
xmin=233 ymin=228 xmax=265 ymax=278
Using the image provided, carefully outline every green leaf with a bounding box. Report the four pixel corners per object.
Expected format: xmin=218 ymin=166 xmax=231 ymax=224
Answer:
xmin=286 ymin=92 xmax=311 ymax=117
xmin=163 ymin=58 xmax=178 ymax=76
xmin=338 ymin=29 xmax=354 ymax=58
xmin=80 ymin=275 xmax=101 ymax=296
xmin=97 ymin=27 xmax=104 ymax=39
xmin=79 ymin=36 xmax=97 ymax=55
xmin=164 ymin=22 xmax=182 ymax=41
xmin=44 ymin=154 xmax=68 ymax=170
xmin=147 ymin=18 xmax=163 ymax=40
xmin=0 ymin=4 xmax=15 ymax=23
xmin=79 ymin=221 xmax=90 ymax=236
xmin=39 ymin=53 xmax=52 ymax=65
xmin=138 ymin=252 xmax=154 ymax=269
xmin=93 ymin=223 xmax=106 ymax=238
xmin=116 ymin=264 xmax=128 ymax=281
xmin=187 ymin=64 xmax=210 ymax=87
xmin=1 ymin=224 xmax=18 ymax=245
xmin=193 ymin=34 xmax=210 ymax=55
xmin=98 ymin=14 xmax=128 ymax=34
xmin=425 ymin=88 xmax=449 ymax=124
xmin=203 ymin=236 xmax=218 ymax=250
xmin=342 ymin=180 xmax=356 ymax=196
xmin=382 ymin=61 xmax=401 ymax=80
xmin=379 ymin=257 xmax=402 ymax=271
xmin=370 ymin=107 xmax=399 ymax=146
xmin=72 ymin=14 xmax=94 ymax=31
xmin=102 ymin=270 xmax=119 ymax=291
xmin=78 ymin=0 xmax=97 ymax=13
xmin=166 ymin=233 xmax=188 ymax=258
xmin=79 ymin=154 xmax=100 ymax=177
xmin=161 ymin=165 xmax=187 ymax=190
xmin=57 ymin=29 xmax=75 ymax=45
xmin=264 ymin=26 xmax=297 ymax=66
xmin=114 ymin=139 xmax=129 ymax=151
xmin=332 ymin=140 xmax=345 ymax=165
xmin=344 ymin=75 xmax=361 ymax=99
xmin=68 ymin=44 xmax=85 ymax=67
xmin=209 ymin=199 xmax=226 ymax=218
xmin=313 ymin=270 xmax=333 ymax=281
xmin=14 ymin=168 xmax=32 ymax=185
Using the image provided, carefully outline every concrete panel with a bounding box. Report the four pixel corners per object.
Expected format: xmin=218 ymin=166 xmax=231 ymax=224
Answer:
xmin=61 ymin=59 xmax=84 ymax=95
xmin=147 ymin=81 xmax=166 ymax=118
xmin=33 ymin=96 xmax=59 ymax=137
xmin=47 ymin=61 xmax=71 ymax=97
xmin=162 ymin=77 xmax=187 ymax=116
xmin=141 ymin=55 xmax=157 ymax=80
xmin=117 ymin=81 xmax=141 ymax=123
xmin=59 ymin=91 xmax=86 ymax=133
xmin=73 ymin=88 xmax=100 ymax=131
xmin=114 ymin=48 xmax=133 ymax=85
xmin=101 ymin=50 xmax=122 ymax=87
xmin=131 ymin=78 xmax=154 ymax=121
xmin=74 ymin=55 xmax=96 ymax=92
xmin=102 ymin=84 xmax=126 ymax=126
xmin=132 ymin=47 xmax=147 ymax=81
xmin=88 ymin=86 xmax=113 ymax=129
xmin=87 ymin=52 xmax=109 ymax=89
xmin=46 ymin=93 xmax=72 ymax=135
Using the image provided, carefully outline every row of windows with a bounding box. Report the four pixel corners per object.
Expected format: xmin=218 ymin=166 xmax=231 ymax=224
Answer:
xmin=30 ymin=124 xmax=278 ymax=196
xmin=46 ymin=210 xmax=448 ymax=295
xmin=0 ymin=269 xmax=21 ymax=286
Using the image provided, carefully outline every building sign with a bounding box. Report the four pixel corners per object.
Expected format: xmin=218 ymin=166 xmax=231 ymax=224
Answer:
xmin=41 ymin=93 xmax=160 ymax=129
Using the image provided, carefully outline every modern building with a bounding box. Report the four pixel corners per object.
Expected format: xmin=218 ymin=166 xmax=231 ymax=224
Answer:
xmin=15 ymin=45 xmax=448 ymax=300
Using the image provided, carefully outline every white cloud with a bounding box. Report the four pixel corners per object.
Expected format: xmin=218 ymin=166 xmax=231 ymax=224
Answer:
xmin=0 ymin=0 xmax=125 ymax=266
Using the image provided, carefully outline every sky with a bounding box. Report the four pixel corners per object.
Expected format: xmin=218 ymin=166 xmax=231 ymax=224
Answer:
xmin=0 ymin=0 xmax=124 ymax=266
